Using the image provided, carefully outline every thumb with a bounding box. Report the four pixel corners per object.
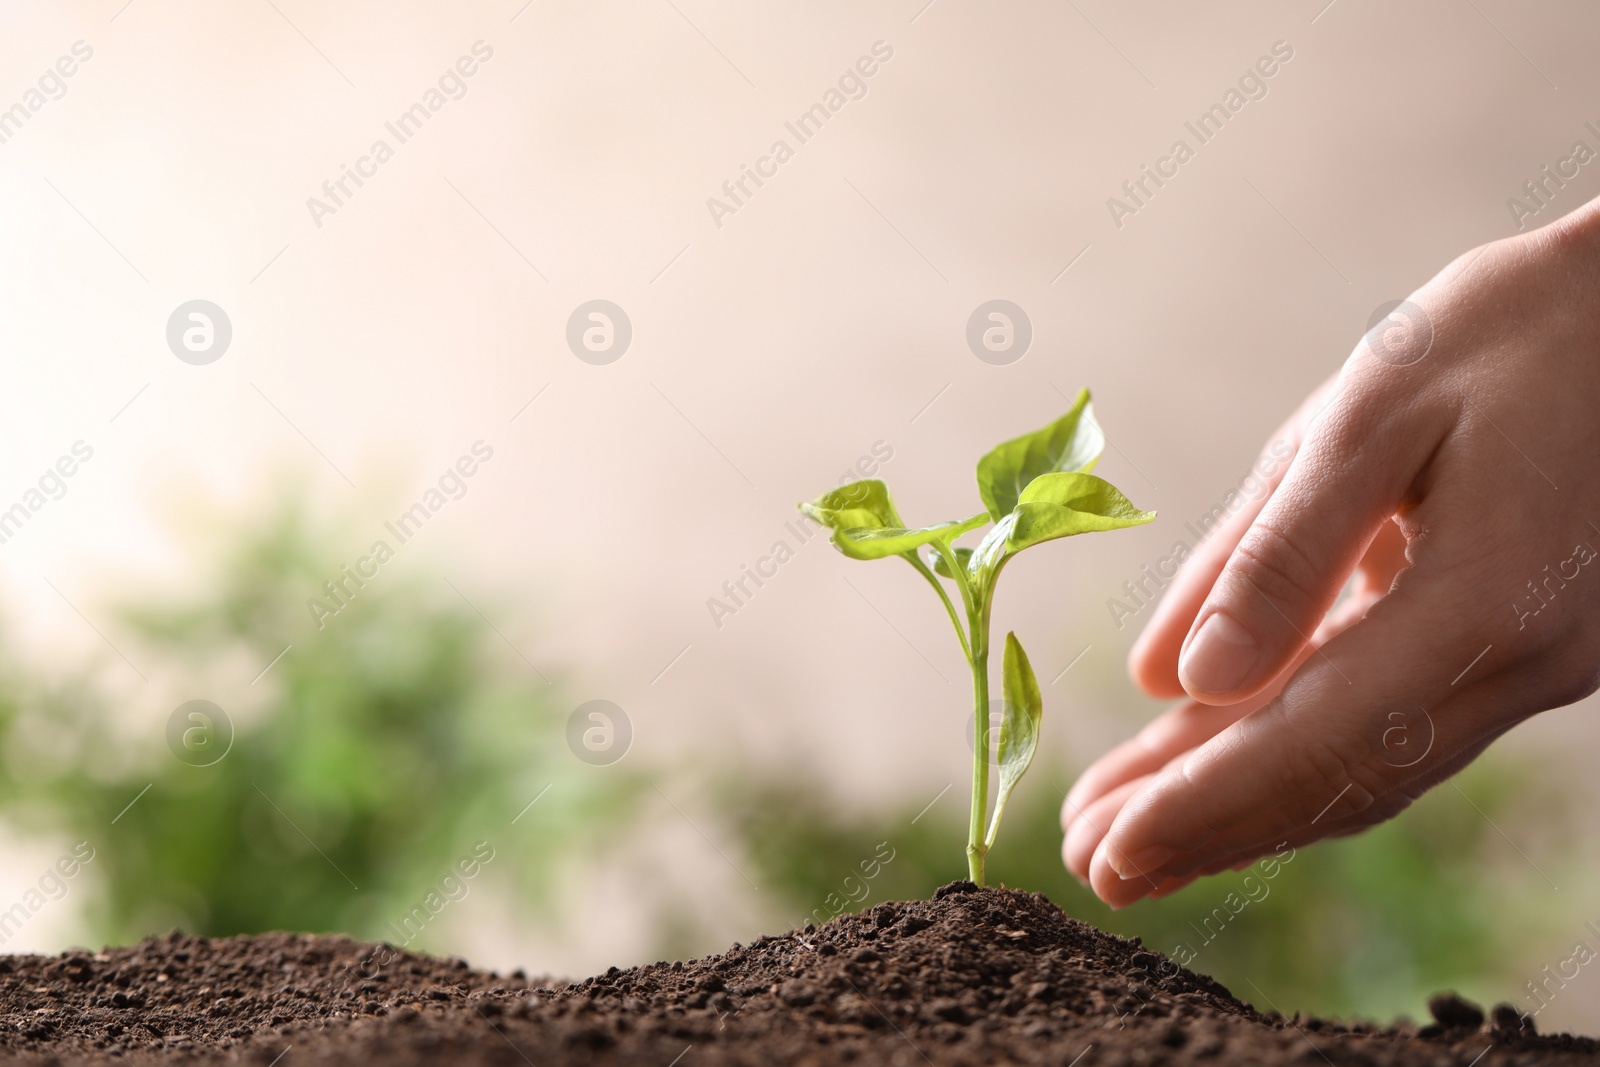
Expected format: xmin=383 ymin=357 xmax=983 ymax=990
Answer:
xmin=1177 ymin=388 xmax=1439 ymax=704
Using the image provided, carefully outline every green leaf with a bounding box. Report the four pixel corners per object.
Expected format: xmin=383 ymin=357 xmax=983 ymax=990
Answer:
xmin=929 ymin=546 xmax=974 ymax=579
xmin=985 ymin=632 xmax=1042 ymax=850
xmin=799 ymin=479 xmax=903 ymax=533
xmin=799 ymin=482 xmax=989 ymax=561
xmin=1007 ymin=472 xmax=1156 ymax=553
xmin=824 ymin=514 xmax=988 ymax=561
xmin=975 ymin=389 xmax=1105 ymax=522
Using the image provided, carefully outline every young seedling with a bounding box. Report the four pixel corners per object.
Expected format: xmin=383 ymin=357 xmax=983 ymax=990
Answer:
xmin=800 ymin=389 xmax=1154 ymax=886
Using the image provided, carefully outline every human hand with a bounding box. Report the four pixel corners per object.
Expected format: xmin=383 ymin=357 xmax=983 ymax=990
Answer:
xmin=1062 ymin=196 xmax=1600 ymax=908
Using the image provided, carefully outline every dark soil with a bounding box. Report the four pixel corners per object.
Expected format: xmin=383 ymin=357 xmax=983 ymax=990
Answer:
xmin=1 ymin=882 xmax=1592 ymax=1065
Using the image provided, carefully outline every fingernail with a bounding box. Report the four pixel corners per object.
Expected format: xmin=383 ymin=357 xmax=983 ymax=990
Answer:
xmin=1110 ymin=845 xmax=1175 ymax=879
xmin=1179 ymin=612 xmax=1258 ymax=695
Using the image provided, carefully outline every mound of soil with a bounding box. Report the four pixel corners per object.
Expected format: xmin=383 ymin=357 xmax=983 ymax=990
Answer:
xmin=1 ymin=882 xmax=1592 ymax=1065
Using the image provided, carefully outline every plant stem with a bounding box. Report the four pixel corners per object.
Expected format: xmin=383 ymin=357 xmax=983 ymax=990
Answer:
xmin=966 ymin=625 xmax=989 ymax=886
xmin=964 ymin=560 xmax=1006 ymax=886
xmin=931 ymin=541 xmax=976 ymax=617
xmin=905 ymin=544 xmax=994 ymax=885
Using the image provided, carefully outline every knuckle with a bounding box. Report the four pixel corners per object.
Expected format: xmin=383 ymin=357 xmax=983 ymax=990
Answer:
xmin=1303 ymin=375 xmax=1405 ymax=459
xmin=1291 ymin=736 xmax=1381 ymax=822
xmin=1259 ymin=703 xmax=1393 ymax=828
xmin=1163 ymin=754 xmax=1234 ymax=845
xmin=1229 ymin=517 xmax=1329 ymax=617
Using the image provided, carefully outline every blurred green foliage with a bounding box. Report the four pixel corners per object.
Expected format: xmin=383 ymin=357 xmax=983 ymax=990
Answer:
xmin=0 ymin=491 xmax=640 ymax=948
xmin=722 ymin=758 xmax=1576 ymax=1022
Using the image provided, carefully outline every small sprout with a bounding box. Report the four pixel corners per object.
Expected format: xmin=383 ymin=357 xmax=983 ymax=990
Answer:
xmin=799 ymin=388 xmax=1154 ymax=885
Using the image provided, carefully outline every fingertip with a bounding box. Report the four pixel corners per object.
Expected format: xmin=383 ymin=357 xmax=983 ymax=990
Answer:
xmin=1100 ymin=789 xmax=1219 ymax=890
xmin=1060 ymin=835 xmax=1089 ymax=887
xmin=1062 ymin=778 xmax=1093 ymax=822
xmin=1062 ymin=809 xmax=1104 ymax=882
xmin=1063 ymin=762 xmax=1119 ymax=818
xmin=1128 ymin=626 xmax=1186 ymax=699
xmin=1059 ymin=792 xmax=1080 ymax=833
xmin=1064 ymin=740 xmax=1166 ymax=823
xmin=1177 ymin=611 xmax=1260 ymax=703
xmin=1063 ymin=781 xmax=1144 ymax=883
xmin=1131 ymin=660 xmax=1186 ymax=700
xmin=1089 ymin=838 xmax=1157 ymax=909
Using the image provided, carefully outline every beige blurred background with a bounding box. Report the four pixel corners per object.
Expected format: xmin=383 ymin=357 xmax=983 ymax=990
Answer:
xmin=4 ymin=0 xmax=1600 ymax=1031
